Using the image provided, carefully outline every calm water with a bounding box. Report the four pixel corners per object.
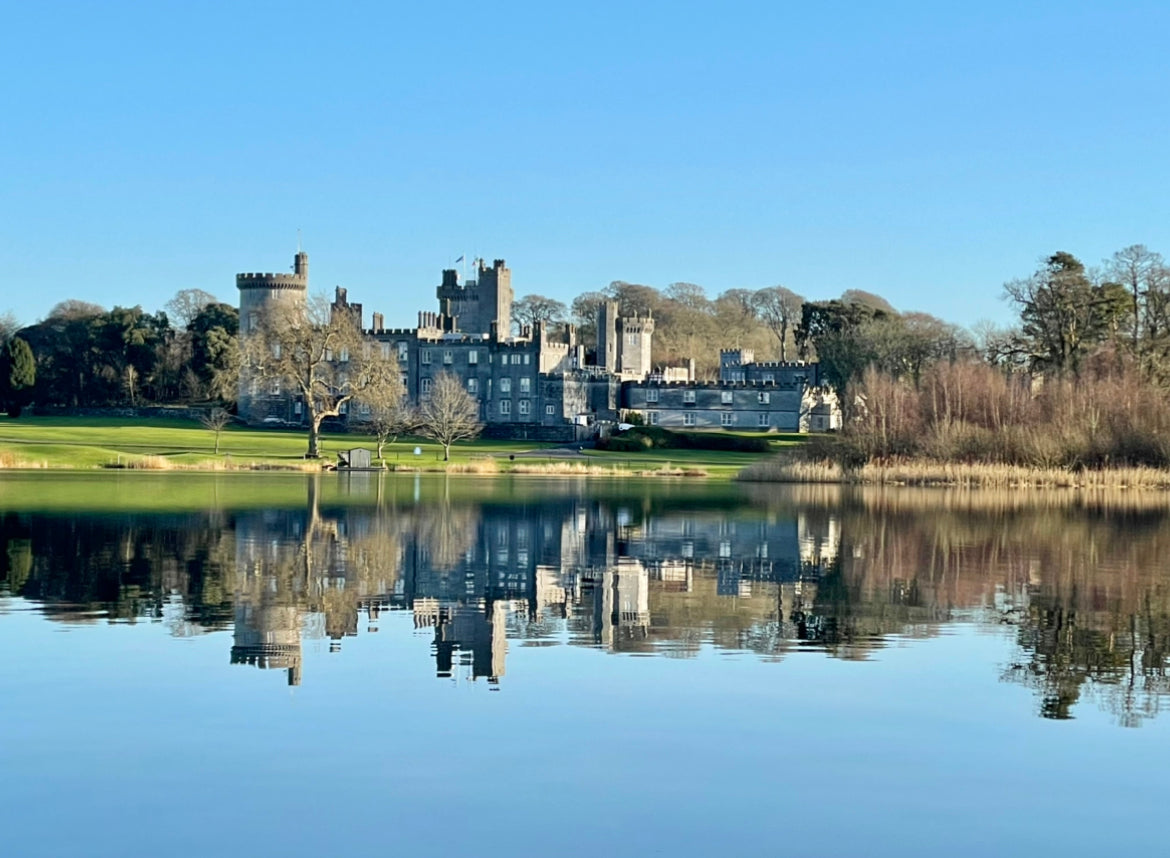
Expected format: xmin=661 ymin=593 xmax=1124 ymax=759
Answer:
xmin=2 ymin=473 xmax=1170 ymax=857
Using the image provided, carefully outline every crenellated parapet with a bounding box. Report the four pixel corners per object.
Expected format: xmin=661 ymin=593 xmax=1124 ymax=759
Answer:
xmin=236 ymin=272 xmax=308 ymax=291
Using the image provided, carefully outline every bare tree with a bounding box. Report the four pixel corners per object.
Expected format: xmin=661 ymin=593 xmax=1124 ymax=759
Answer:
xmin=353 ymin=364 xmax=412 ymax=461
xmin=199 ymin=407 xmax=233 ymax=454
xmin=0 ymin=311 xmax=18 ymax=344
xmin=753 ymin=286 xmax=804 ymax=361
xmin=512 ymin=294 xmax=568 ymax=332
xmin=165 ymin=288 xmax=219 ymax=329
xmin=417 ymin=371 xmax=482 ymax=461
xmin=244 ymin=295 xmax=402 ymax=458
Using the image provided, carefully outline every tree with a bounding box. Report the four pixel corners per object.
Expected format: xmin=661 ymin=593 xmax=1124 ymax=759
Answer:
xmin=570 ymin=291 xmax=607 ymax=348
xmin=512 ymin=294 xmax=568 ymax=332
xmin=0 ymin=337 xmax=35 ymax=417
xmin=244 ymin=295 xmax=402 ymax=458
xmin=165 ymin=289 xmax=219 ymax=329
xmin=796 ymin=300 xmax=885 ymax=395
xmin=1105 ymin=245 xmax=1170 ymax=372
xmin=841 ymin=289 xmax=897 ymax=314
xmin=0 ymin=312 xmax=18 ymax=345
xmin=199 ymin=407 xmax=232 ymax=454
xmin=352 ymin=357 xmax=411 ymax=461
xmin=1005 ymin=252 xmax=1123 ymax=374
xmin=417 ymin=371 xmax=482 ymax=461
xmin=753 ymin=286 xmax=804 ymax=361
xmin=358 ymin=397 xmax=417 ymax=462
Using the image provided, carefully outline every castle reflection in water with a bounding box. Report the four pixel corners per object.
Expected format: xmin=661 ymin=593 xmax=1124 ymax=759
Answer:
xmin=8 ymin=481 xmax=1170 ymax=726
xmin=229 ymin=494 xmax=841 ymax=686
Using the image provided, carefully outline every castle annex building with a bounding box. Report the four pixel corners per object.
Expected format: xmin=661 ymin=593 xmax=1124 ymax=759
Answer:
xmin=237 ymin=251 xmax=839 ymax=439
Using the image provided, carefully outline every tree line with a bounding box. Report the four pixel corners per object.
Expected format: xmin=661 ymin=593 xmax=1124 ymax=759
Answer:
xmin=810 ymin=245 xmax=1170 ymax=469
xmin=7 ymin=244 xmax=1170 ymax=469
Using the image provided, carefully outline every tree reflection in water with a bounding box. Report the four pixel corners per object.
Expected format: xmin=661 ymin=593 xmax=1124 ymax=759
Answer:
xmin=3 ymin=480 xmax=1170 ymax=724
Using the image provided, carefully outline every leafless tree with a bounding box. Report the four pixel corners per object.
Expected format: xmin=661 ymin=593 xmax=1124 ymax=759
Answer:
xmin=753 ymin=286 xmax=804 ymax=361
xmin=417 ymin=371 xmax=482 ymax=461
xmin=199 ymin=407 xmax=233 ymax=454
xmin=512 ymin=294 xmax=568 ymax=332
xmin=354 ymin=377 xmax=414 ymax=461
xmin=165 ymin=288 xmax=219 ymax=329
xmin=244 ymin=295 xmax=402 ymax=458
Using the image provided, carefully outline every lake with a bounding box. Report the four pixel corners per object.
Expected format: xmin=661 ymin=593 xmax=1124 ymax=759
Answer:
xmin=2 ymin=473 xmax=1169 ymax=857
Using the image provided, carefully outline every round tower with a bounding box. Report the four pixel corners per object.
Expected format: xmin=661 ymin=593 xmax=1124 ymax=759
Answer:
xmin=237 ymin=251 xmax=309 ymax=422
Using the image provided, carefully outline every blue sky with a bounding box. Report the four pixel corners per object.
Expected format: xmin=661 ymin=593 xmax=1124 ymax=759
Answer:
xmin=2 ymin=1 xmax=1168 ymax=329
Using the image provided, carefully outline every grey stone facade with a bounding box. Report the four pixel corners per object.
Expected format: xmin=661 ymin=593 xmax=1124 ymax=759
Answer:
xmin=237 ymin=251 xmax=840 ymax=437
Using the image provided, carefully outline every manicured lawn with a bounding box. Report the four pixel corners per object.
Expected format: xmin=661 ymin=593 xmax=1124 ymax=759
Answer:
xmin=0 ymin=416 xmax=550 ymax=469
xmin=0 ymin=416 xmax=798 ymax=477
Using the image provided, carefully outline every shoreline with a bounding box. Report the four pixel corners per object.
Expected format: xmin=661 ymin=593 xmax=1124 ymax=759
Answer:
xmin=737 ymin=457 xmax=1170 ymax=489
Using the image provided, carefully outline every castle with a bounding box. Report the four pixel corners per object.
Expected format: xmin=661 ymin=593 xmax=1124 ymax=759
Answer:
xmin=237 ymin=251 xmax=838 ymax=438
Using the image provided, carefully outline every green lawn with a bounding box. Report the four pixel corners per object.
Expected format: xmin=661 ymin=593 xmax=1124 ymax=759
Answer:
xmin=0 ymin=415 xmax=796 ymax=477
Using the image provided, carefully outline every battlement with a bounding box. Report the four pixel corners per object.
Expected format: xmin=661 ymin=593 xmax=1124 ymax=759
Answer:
xmin=633 ymin=378 xmax=804 ymax=389
xmin=237 ymin=272 xmax=307 ymax=290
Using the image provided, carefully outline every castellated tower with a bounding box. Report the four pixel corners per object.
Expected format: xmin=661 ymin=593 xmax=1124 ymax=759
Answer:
xmin=436 ymin=258 xmax=513 ymax=336
xmin=236 ymin=251 xmax=309 ymax=422
xmin=617 ymin=312 xmax=654 ymax=379
xmin=596 ymin=300 xmax=654 ymax=380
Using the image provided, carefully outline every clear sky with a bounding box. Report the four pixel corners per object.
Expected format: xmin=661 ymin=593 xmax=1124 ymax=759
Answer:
xmin=2 ymin=1 xmax=1168 ymax=330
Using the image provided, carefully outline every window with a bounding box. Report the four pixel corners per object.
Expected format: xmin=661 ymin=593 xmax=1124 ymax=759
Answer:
xmin=294 ymin=401 xmax=302 ymax=415
xmin=647 ymin=411 xmax=659 ymax=425
xmin=269 ymin=379 xmax=281 ymax=395
xmin=500 ymin=399 xmax=511 ymax=416
xmin=421 ymin=378 xmax=432 ymax=395
xmin=500 ymin=377 xmax=512 ymax=393
xmin=421 ymin=350 xmax=432 ymax=364
xmin=248 ymin=312 xmax=259 ymax=332
xmin=467 ymin=378 xmax=478 ymax=394
xmin=720 ymin=390 xmax=733 ymax=404
xmin=443 ymin=350 xmax=453 ymax=365
xmin=359 ymin=402 xmax=370 ymax=415
xmin=339 ymin=348 xmax=349 ymax=363
xmin=683 ymin=412 xmax=696 ymax=426
xmin=683 ymin=390 xmax=696 ymax=404
xmin=468 ymin=350 xmax=479 ymax=364
xmin=511 ymin=354 xmax=521 ymax=365
xmin=339 ymin=401 xmax=347 ymax=415
xmin=325 ymin=348 xmax=333 ymax=361
xmin=646 ymin=388 xmax=659 ymax=403
xmin=628 ymin=333 xmax=639 ymax=346
xmin=758 ymin=412 xmax=769 ymax=427
xmin=518 ymin=399 xmax=530 ymax=415
xmin=721 ymin=412 xmax=734 ymax=426
xmin=523 ymin=354 xmax=530 ymax=365
xmin=398 ymin=342 xmax=408 ymax=361
xmin=519 ymin=377 xmax=531 ymax=394
xmin=763 ymin=372 xmax=774 ymax=384
xmin=381 ymin=343 xmax=391 ymax=359
xmin=545 ymin=404 xmax=556 ymax=416
xmin=758 ymin=391 xmax=770 ymax=404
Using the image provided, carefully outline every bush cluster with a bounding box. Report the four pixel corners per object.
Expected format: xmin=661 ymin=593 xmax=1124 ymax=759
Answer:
xmin=812 ymin=357 xmax=1170 ymax=470
xmin=599 ymin=426 xmax=771 ymax=453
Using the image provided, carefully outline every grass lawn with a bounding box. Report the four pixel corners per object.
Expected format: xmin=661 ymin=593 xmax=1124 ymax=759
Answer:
xmin=0 ymin=415 xmax=796 ymax=477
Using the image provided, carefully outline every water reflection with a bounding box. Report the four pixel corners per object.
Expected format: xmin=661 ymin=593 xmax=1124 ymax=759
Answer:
xmin=3 ymin=479 xmax=1170 ymax=726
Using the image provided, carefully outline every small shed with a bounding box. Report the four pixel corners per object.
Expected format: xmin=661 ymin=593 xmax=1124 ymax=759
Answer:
xmin=337 ymin=448 xmax=372 ymax=469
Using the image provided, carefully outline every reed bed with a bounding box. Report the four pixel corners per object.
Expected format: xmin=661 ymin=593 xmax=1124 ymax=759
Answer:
xmin=116 ymin=456 xmax=323 ymax=472
xmin=739 ymin=454 xmax=1170 ymax=489
xmin=0 ymin=451 xmax=47 ymax=469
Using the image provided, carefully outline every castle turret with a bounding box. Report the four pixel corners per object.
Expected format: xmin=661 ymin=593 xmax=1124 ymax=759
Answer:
xmin=237 ymin=251 xmax=309 ymax=422
xmin=435 ymin=258 xmax=512 ymax=336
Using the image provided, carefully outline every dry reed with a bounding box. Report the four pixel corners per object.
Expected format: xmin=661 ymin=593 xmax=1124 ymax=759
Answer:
xmin=0 ymin=450 xmax=47 ymax=469
xmin=739 ymin=455 xmax=1170 ymax=489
